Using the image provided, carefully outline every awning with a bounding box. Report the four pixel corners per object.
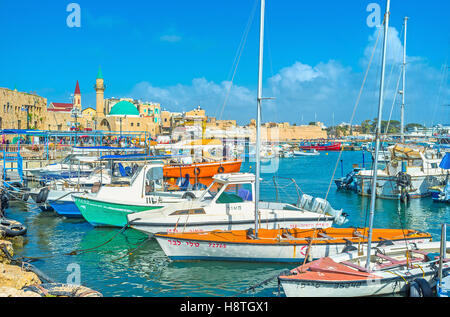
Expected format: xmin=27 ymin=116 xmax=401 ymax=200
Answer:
xmin=439 ymin=153 xmax=450 ymax=170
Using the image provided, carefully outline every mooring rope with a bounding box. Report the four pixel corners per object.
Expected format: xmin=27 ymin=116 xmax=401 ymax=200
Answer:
xmin=233 ymin=269 xmax=292 ymax=297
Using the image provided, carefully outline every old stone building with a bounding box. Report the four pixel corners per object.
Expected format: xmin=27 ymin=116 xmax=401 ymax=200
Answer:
xmin=0 ymin=87 xmax=47 ymax=130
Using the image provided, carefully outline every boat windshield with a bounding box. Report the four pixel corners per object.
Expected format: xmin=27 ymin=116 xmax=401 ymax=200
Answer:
xmin=61 ymin=154 xmax=75 ymax=164
xmin=130 ymin=166 xmax=143 ymax=185
xmin=215 ymin=183 xmax=252 ymax=204
xmin=207 ymin=183 xmax=224 ymax=200
xmin=146 ymin=166 xmax=163 ymax=181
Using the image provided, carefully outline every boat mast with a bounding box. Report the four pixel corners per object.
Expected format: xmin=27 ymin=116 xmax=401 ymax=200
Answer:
xmin=365 ymin=0 xmax=391 ymax=270
xmin=400 ymin=16 xmax=408 ymax=143
xmin=255 ymin=0 xmax=265 ymax=239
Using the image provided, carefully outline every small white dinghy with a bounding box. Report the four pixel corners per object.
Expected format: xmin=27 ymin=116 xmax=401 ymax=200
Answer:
xmin=293 ymin=149 xmax=320 ymax=157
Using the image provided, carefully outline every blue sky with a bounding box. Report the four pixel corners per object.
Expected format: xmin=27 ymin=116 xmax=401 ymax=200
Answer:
xmin=0 ymin=0 xmax=449 ymax=126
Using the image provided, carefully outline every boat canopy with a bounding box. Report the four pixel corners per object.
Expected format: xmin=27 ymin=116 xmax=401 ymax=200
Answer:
xmin=99 ymin=154 xmax=179 ymax=161
xmin=212 ymin=173 xmax=256 ymax=184
xmin=440 ymin=153 xmax=450 ymax=170
xmin=389 ymin=143 xmax=425 ymax=160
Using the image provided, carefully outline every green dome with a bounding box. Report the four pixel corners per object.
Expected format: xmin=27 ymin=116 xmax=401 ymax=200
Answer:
xmin=109 ymin=101 xmax=140 ymax=116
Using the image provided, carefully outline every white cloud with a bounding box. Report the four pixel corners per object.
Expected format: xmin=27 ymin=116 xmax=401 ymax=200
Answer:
xmin=130 ymin=78 xmax=254 ymax=120
xmin=129 ymin=27 xmax=449 ymax=126
xmin=160 ymin=35 xmax=182 ymax=43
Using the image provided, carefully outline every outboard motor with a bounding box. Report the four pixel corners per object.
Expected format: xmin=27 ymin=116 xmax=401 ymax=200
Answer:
xmin=396 ymin=172 xmax=412 ymax=203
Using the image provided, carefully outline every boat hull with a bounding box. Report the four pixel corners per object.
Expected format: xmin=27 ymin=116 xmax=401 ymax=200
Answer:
xmin=49 ymin=200 xmax=82 ymax=218
xmin=356 ymin=174 xmax=443 ymax=200
xmin=131 ymin=218 xmax=334 ymax=236
xmin=279 ymin=265 xmax=447 ymax=297
xmin=74 ymin=196 xmax=162 ymax=227
xmin=298 ymin=143 xmax=341 ymax=151
xmin=163 ymin=160 xmax=242 ymax=186
xmin=278 ymin=241 xmax=450 ymax=297
xmin=155 ymin=229 xmax=431 ymax=263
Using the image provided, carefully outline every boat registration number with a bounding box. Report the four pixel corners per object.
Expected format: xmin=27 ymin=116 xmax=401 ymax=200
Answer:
xmin=168 ymin=239 xmax=200 ymax=248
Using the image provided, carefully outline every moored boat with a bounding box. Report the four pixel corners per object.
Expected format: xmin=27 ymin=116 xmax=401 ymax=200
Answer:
xmin=356 ymin=144 xmax=447 ymax=200
xmin=298 ymin=142 xmax=341 ymax=152
xmin=278 ymin=241 xmax=449 ymax=297
xmin=293 ymin=149 xmax=320 ymax=157
xmin=127 ymin=173 xmax=347 ymax=235
xmin=73 ymin=161 xmax=208 ymax=227
xmin=154 ymin=227 xmax=431 ymax=263
xmin=163 ymin=159 xmax=242 ymax=187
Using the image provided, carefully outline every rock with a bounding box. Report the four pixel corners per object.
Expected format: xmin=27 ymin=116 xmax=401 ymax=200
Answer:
xmin=7 ymin=235 xmax=25 ymax=248
xmin=0 ymin=263 xmax=41 ymax=289
xmin=0 ymin=240 xmax=14 ymax=264
xmin=0 ymin=286 xmax=41 ymax=297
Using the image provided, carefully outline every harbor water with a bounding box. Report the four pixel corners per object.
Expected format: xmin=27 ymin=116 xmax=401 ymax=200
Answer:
xmin=5 ymin=151 xmax=449 ymax=297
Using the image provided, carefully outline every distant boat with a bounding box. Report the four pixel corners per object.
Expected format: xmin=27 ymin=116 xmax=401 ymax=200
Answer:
xmin=293 ymin=149 xmax=320 ymax=157
xmin=298 ymin=142 xmax=341 ymax=151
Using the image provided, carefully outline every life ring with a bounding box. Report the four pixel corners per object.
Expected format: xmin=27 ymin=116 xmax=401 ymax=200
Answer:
xmin=408 ymin=278 xmax=433 ymax=297
xmin=299 ymin=245 xmax=307 ymax=256
xmin=217 ymin=166 xmax=225 ymax=174
xmin=182 ymin=192 xmax=196 ymax=201
xmin=193 ymin=167 xmax=201 ymax=176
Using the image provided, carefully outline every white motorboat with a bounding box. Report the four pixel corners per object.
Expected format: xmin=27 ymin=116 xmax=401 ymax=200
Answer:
xmin=293 ymin=149 xmax=320 ymax=157
xmin=127 ymin=172 xmax=347 ymax=235
xmin=356 ymin=144 xmax=447 ymax=200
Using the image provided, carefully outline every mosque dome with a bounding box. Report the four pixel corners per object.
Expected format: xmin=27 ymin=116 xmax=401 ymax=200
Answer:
xmin=109 ymin=100 xmax=140 ymax=116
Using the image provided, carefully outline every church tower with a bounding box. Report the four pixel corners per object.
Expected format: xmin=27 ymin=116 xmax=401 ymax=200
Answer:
xmin=95 ymin=67 xmax=105 ymax=116
xmin=73 ymin=80 xmax=81 ymax=110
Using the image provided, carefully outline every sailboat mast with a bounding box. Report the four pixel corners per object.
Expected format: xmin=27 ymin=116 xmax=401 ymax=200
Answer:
xmin=255 ymin=0 xmax=265 ymax=238
xmin=400 ymin=17 xmax=408 ymax=143
xmin=365 ymin=0 xmax=391 ymax=270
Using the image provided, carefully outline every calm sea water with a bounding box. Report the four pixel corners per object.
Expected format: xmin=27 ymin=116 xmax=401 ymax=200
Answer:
xmin=5 ymin=151 xmax=449 ymax=297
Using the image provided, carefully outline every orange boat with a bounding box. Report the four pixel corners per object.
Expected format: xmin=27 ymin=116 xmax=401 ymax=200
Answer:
xmin=154 ymin=227 xmax=432 ymax=263
xmin=164 ymin=160 xmax=242 ymax=186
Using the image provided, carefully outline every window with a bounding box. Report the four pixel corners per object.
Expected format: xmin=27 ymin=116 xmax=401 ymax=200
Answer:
xmin=137 ymin=123 xmax=140 ymax=127
xmin=169 ymin=209 xmax=206 ymax=216
xmin=216 ymin=183 xmax=252 ymax=204
xmin=131 ymin=123 xmax=134 ymax=127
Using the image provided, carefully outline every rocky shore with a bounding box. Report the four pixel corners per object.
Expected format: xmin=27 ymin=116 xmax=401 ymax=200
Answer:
xmin=0 ymin=234 xmax=101 ymax=297
xmin=0 ymin=237 xmax=42 ymax=297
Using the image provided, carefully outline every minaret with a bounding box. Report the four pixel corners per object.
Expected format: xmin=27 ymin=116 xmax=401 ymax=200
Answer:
xmin=73 ymin=80 xmax=81 ymax=110
xmin=95 ymin=67 xmax=105 ymax=116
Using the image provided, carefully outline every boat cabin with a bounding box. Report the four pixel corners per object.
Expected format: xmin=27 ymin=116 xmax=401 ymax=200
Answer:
xmin=197 ymin=173 xmax=255 ymax=205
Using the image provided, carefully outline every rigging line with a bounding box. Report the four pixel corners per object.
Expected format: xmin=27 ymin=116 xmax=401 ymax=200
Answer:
xmin=217 ymin=0 xmax=258 ymax=120
xmin=430 ymin=62 xmax=449 ymax=128
xmin=382 ymin=23 xmax=404 ymax=108
xmin=381 ymin=65 xmax=403 ymax=141
xmin=323 ymin=24 xmax=383 ymax=202
xmin=296 ymin=21 xmax=384 ymax=256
